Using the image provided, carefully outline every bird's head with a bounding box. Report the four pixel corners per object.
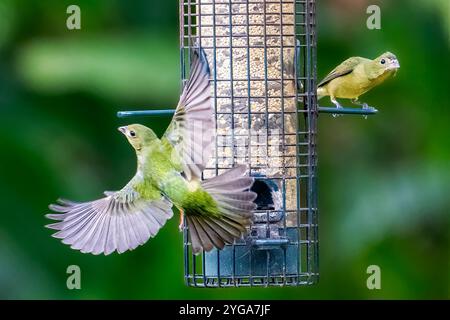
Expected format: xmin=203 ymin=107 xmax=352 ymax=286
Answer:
xmin=369 ymin=52 xmax=400 ymax=78
xmin=118 ymin=124 xmax=157 ymax=152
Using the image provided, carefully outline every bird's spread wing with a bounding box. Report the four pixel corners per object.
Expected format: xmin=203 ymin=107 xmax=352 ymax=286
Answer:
xmin=318 ymin=57 xmax=367 ymax=87
xmin=162 ymin=48 xmax=214 ymax=181
xmin=45 ymin=177 xmax=173 ymax=255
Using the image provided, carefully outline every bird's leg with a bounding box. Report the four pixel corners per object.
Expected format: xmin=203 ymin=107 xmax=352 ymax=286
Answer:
xmin=331 ymin=97 xmax=343 ymax=118
xmin=178 ymin=209 xmax=184 ymax=232
xmin=352 ymin=98 xmax=372 ymax=119
xmin=351 ymin=98 xmax=362 ymax=106
xmin=178 ymin=208 xmax=184 ymax=232
xmin=331 ymin=97 xmax=343 ymax=109
xmin=352 ymin=98 xmax=372 ymax=109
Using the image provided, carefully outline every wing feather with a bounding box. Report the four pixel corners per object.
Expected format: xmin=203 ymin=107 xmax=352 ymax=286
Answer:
xmin=318 ymin=56 xmax=369 ymax=87
xmin=46 ymin=177 xmax=173 ymax=255
xmin=162 ymin=48 xmax=214 ymax=180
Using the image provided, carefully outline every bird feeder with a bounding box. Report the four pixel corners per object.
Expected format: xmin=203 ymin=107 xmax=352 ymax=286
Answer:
xmin=180 ymin=0 xmax=321 ymax=287
xmin=118 ymin=0 xmax=376 ymax=287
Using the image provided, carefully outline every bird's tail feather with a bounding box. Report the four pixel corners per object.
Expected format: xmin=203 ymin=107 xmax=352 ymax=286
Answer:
xmin=185 ymin=165 xmax=257 ymax=255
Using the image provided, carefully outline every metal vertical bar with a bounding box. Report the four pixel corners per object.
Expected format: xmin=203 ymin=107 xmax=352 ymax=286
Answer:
xmin=294 ymin=0 xmax=302 ymax=286
xmin=263 ymin=0 xmax=269 ymax=169
xmin=305 ymin=0 xmax=312 ymax=283
xmin=197 ymin=0 xmax=215 ymax=287
xmin=245 ymin=0 xmax=252 ymax=177
xmin=187 ymin=0 xmax=193 ymax=67
xmin=180 ymin=0 xmax=188 ymax=287
xmin=228 ymin=0 xmax=236 ymax=168
xmin=212 ymin=1 xmax=219 ymax=175
xmin=265 ymin=250 xmax=270 ymax=287
xmin=194 ymin=0 xmax=208 ymax=288
xmin=211 ymin=0 xmax=220 ymax=287
xmin=227 ymin=0 xmax=237 ymax=288
xmin=305 ymin=0 xmax=315 ymax=283
xmin=180 ymin=0 xmax=185 ymax=88
xmin=263 ymin=0 xmax=270 ymax=286
xmin=188 ymin=0 xmax=198 ymax=286
xmin=311 ymin=0 xmax=319 ymax=283
xmin=183 ymin=224 xmax=189 ymax=286
xmin=279 ymin=0 xmax=287 ymax=286
xmin=245 ymin=0 xmax=254 ymax=288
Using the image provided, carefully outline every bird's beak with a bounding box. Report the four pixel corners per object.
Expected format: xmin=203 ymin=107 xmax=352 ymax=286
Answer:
xmin=118 ymin=126 xmax=127 ymax=135
xmin=389 ymin=59 xmax=400 ymax=70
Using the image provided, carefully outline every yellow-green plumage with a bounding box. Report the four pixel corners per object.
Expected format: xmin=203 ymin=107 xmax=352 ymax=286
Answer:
xmin=317 ymin=52 xmax=400 ymax=108
xmin=45 ymin=49 xmax=256 ymax=256
xmin=124 ymin=124 xmax=221 ymax=218
xmin=182 ymin=189 xmax=220 ymax=218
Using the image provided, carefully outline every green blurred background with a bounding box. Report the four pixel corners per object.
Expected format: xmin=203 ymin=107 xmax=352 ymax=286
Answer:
xmin=0 ymin=0 xmax=448 ymax=299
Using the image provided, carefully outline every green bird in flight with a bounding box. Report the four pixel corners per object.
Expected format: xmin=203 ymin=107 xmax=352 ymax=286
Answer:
xmin=46 ymin=50 xmax=257 ymax=255
xmin=317 ymin=52 xmax=400 ymax=110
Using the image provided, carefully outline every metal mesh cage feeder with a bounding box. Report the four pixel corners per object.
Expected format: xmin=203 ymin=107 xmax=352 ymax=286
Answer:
xmin=118 ymin=0 xmax=373 ymax=287
xmin=179 ymin=0 xmax=318 ymax=287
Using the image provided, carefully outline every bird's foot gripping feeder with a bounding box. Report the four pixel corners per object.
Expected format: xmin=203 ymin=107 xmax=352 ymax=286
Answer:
xmin=118 ymin=0 xmax=372 ymax=288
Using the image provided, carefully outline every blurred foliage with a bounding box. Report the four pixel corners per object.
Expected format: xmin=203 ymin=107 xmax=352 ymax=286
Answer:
xmin=0 ymin=0 xmax=449 ymax=299
xmin=16 ymin=35 xmax=179 ymax=104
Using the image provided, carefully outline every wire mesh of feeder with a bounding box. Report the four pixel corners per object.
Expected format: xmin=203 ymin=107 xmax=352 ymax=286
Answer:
xmin=181 ymin=0 xmax=318 ymax=287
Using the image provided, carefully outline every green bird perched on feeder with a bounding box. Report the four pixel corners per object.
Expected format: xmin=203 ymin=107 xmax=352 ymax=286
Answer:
xmin=317 ymin=52 xmax=400 ymax=111
xmin=45 ymin=50 xmax=257 ymax=255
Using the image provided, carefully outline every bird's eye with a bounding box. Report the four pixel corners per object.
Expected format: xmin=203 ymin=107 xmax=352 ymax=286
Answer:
xmin=380 ymin=59 xmax=386 ymax=65
xmin=129 ymin=130 xmax=136 ymax=137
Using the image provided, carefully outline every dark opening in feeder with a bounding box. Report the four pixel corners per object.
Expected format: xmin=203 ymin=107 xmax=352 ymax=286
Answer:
xmin=251 ymin=178 xmax=277 ymax=210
